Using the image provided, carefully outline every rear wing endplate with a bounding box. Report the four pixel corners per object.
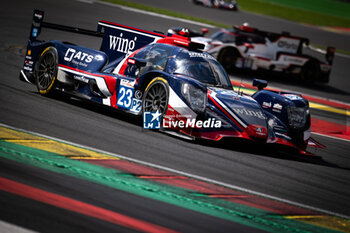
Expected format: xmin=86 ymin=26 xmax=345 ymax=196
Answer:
xmin=29 ymin=9 xmax=103 ymax=41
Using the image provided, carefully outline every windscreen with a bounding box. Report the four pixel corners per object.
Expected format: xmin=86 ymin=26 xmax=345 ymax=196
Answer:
xmin=172 ymin=50 xmax=232 ymax=89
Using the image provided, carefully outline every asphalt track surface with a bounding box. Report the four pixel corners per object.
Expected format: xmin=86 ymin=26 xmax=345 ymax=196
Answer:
xmin=126 ymin=0 xmax=350 ymax=103
xmin=0 ymin=0 xmax=350 ymax=232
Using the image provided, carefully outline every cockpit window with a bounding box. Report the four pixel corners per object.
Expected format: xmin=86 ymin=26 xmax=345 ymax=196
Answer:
xmin=211 ymin=29 xmax=266 ymax=45
xmin=138 ymin=44 xmax=174 ymax=76
xmin=172 ymin=49 xmax=232 ymax=89
xmin=211 ymin=30 xmax=236 ymax=43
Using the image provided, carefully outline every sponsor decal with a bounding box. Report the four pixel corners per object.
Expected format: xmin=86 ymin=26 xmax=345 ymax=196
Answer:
xmin=109 ymin=33 xmax=137 ymax=54
xmin=73 ymin=75 xmax=89 ymax=83
xmin=34 ymin=13 xmax=43 ymax=19
xmin=143 ymin=111 xmax=161 ymax=129
xmin=120 ymin=79 xmax=134 ymax=87
xmin=272 ymin=103 xmax=283 ymax=113
xmin=262 ymin=102 xmax=271 ymax=108
xmin=134 ymin=90 xmax=142 ymax=99
xmin=277 ymin=40 xmax=298 ymax=50
xmin=246 ymin=124 xmax=268 ymax=139
xmin=32 ymin=28 xmax=38 ymax=37
xmin=64 ymin=48 xmax=94 ymax=65
xmin=23 ymin=66 xmax=32 ymax=71
xmin=188 ymin=52 xmax=215 ymax=60
xmin=232 ymin=108 xmax=265 ymax=119
xmin=94 ymin=55 xmax=104 ymax=61
xmin=282 ymin=56 xmax=306 ymax=65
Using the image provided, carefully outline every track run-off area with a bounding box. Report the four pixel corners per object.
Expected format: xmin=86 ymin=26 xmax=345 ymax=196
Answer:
xmin=0 ymin=124 xmax=349 ymax=232
xmin=1 ymin=0 xmax=350 ymax=232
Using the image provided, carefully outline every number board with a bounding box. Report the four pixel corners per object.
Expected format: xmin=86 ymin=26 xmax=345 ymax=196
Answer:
xmin=117 ymin=80 xmax=134 ymax=110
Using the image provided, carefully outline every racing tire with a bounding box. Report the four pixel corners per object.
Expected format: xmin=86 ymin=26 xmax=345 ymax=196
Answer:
xmin=299 ymin=61 xmax=320 ymax=85
xmin=35 ymin=46 xmax=59 ymax=96
xmin=142 ymin=78 xmax=169 ymax=126
xmin=218 ymin=48 xmax=239 ymax=73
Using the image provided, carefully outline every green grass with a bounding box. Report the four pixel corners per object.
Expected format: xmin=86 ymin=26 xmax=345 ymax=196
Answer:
xmin=256 ymin=0 xmax=350 ymax=19
xmin=103 ymin=0 xmax=228 ymax=28
xmin=238 ymin=0 xmax=350 ymax=28
xmin=104 ymin=0 xmax=350 ymax=28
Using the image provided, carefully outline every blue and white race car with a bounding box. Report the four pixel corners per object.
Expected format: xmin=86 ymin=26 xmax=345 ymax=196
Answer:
xmin=20 ymin=10 xmax=324 ymax=155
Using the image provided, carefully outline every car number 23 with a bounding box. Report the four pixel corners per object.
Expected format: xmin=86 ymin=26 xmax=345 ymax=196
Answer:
xmin=117 ymin=85 xmax=133 ymax=109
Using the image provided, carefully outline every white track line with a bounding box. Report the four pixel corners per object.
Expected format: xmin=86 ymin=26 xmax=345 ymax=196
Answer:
xmin=0 ymin=220 xmax=38 ymax=233
xmin=1 ymin=122 xmax=349 ymax=220
xmin=312 ymin=132 xmax=350 ymax=143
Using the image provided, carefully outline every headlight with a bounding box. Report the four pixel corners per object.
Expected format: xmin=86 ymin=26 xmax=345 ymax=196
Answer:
xmin=181 ymin=83 xmax=207 ymax=113
xmin=287 ymin=106 xmax=308 ymax=129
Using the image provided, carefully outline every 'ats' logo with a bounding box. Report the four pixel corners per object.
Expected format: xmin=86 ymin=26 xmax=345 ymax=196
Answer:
xmin=64 ymin=48 xmax=94 ymax=63
xmin=109 ymin=33 xmax=137 ymax=54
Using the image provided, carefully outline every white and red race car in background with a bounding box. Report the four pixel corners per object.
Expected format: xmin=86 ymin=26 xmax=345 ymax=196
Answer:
xmin=168 ymin=25 xmax=335 ymax=84
xmin=191 ymin=0 xmax=238 ymax=11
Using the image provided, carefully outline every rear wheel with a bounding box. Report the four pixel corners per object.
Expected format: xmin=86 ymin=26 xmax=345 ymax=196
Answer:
xmin=299 ymin=61 xmax=320 ymax=85
xmin=35 ymin=46 xmax=58 ymax=95
xmin=218 ymin=48 xmax=239 ymax=73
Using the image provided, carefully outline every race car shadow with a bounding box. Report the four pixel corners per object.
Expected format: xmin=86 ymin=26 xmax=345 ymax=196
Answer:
xmin=196 ymin=137 xmax=350 ymax=171
xmin=36 ymin=91 xmax=143 ymax=126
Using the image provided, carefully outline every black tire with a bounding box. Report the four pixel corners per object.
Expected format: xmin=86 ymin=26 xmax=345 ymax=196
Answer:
xmin=218 ymin=48 xmax=239 ymax=73
xmin=299 ymin=61 xmax=320 ymax=85
xmin=35 ymin=46 xmax=59 ymax=95
xmin=142 ymin=78 xmax=169 ymax=123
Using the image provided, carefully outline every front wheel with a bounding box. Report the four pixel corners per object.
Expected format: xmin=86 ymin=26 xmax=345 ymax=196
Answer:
xmin=142 ymin=78 xmax=169 ymax=123
xmin=35 ymin=46 xmax=59 ymax=95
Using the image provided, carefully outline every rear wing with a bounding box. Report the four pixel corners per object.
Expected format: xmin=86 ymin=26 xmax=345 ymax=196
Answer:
xmin=97 ymin=20 xmax=165 ymax=61
xmin=28 ymin=9 xmax=166 ymax=61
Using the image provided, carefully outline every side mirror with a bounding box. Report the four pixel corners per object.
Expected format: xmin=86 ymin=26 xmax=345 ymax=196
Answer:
xmin=127 ymin=57 xmax=147 ymax=68
xmin=252 ymin=78 xmax=268 ymax=91
xmin=201 ymin=28 xmax=209 ymax=35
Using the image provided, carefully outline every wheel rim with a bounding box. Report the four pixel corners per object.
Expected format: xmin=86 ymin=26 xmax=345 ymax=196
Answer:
xmin=37 ymin=52 xmax=55 ymax=90
xmin=143 ymin=83 xmax=167 ymax=114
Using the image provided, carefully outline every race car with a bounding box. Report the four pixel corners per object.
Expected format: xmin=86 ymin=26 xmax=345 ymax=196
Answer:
xmin=191 ymin=0 xmax=238 ymax=11
xmin=168 ymin=25 xmax=335 ymax=84
xmin=20 ymin=10 xmax=324 ymax=155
